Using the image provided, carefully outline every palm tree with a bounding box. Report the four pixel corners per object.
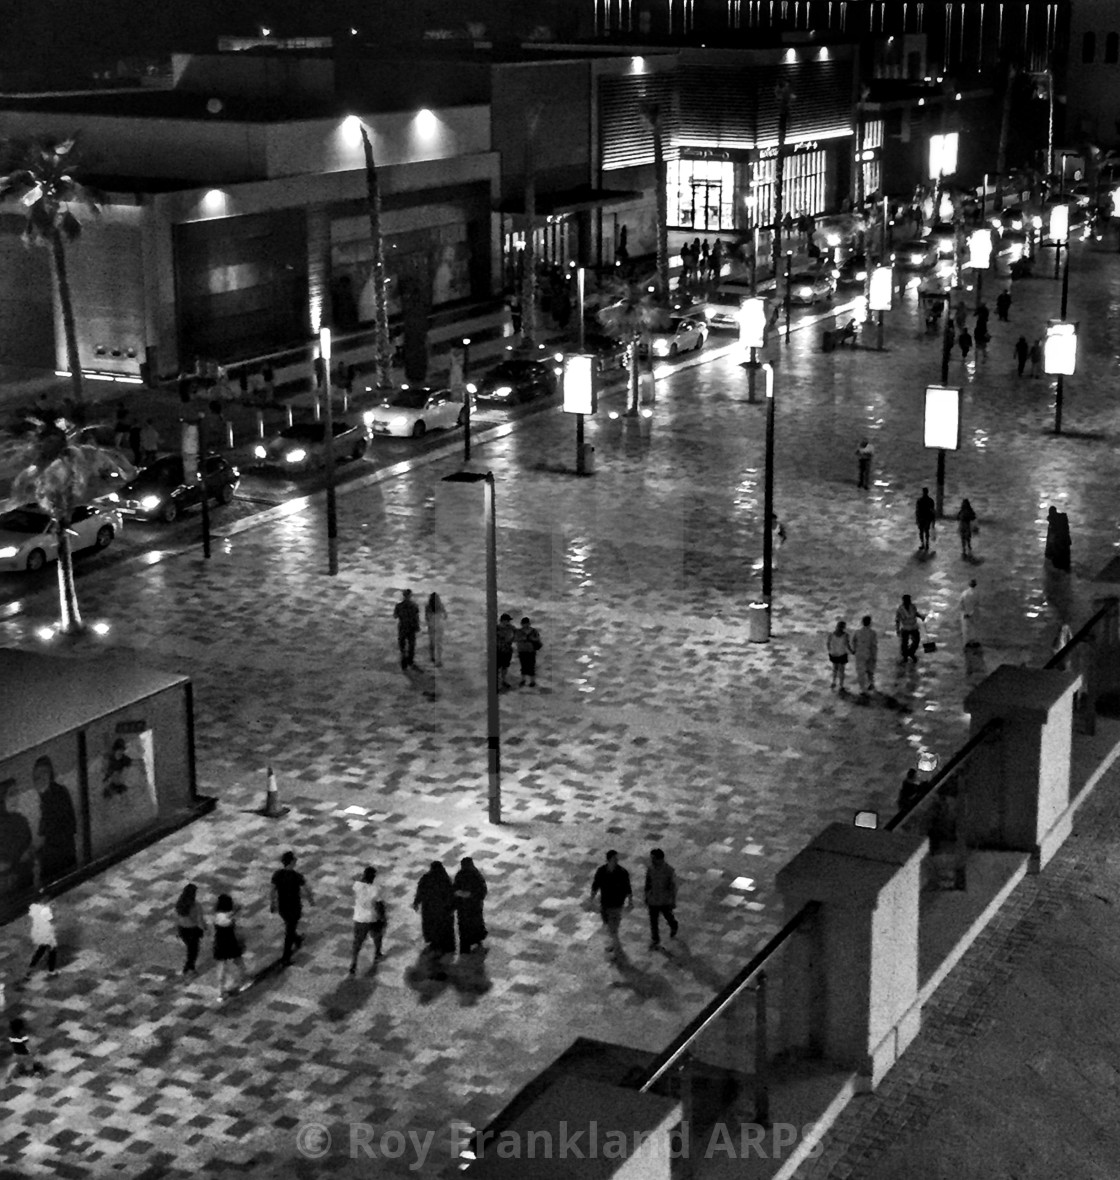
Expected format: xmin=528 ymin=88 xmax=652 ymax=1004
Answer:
xmin=595 ymin=280 xmax=667 ymax=415
xmin=641 ymin=102 xmax=670 ymax=298
xmin=358 ymin=126 xmax=395 ymax=388
xmin=3 ymin=415 xmax=134 ymax=635
xmin=520 ymin=105 xmax=543 ymax=348
xmin=0 ymin=136 xmax=105 ymax=407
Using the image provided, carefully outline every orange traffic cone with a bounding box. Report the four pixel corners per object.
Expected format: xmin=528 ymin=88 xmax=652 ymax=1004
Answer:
xmin=258 ymin=766 xmax=289 ymax=819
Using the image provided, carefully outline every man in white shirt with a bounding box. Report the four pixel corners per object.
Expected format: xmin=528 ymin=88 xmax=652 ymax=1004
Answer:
xmin=349 ymin=866 xmax=386 ymax=975
xmin=959 ymin=579 xmax=980 ymax=648
xmin=850 ymin=615 xmax=879 ymax=699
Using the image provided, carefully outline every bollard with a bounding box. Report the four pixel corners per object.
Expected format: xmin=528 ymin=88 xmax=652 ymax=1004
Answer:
xmin=313 ymin=397 xmax=321 ymax=422
xmin=257 ymin=410 xmax=265 ymax=439
xmin=581 ymin=443 xmax=596 ymax=473
xmin=226 ymin=421 xmax=234 ymax=450
xmin=285 ymin=404 xmax=294 ymax=428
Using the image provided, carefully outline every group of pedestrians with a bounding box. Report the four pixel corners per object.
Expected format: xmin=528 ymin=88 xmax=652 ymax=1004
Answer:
xmin=412 ymin=857 xmax=489 ymax=964
xmin=1013 ymin=335 xmax=1044 ymax=377
xmin=590 ymin=848 xmax=681 ymax=958
xmin=679 ymin=237 xmax=724 ymax=288
xmin=495 ymin=612 xmax=543 ymax=689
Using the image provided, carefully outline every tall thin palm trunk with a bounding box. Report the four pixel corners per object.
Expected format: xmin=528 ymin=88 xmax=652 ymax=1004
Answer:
xmin=55 ymin=520 xmax=82 ymax=634
xmin=773 ymin=82 xmax=792 ymax=278
xmin=995 ymin=65 xmax=1017 ymax=212
xmin=521 ymin=110 xmax=541 ymax=348
xmin=359 ymin=127 xmax=394 ymax=388
xmin=51 ymin=232 xmax=83 ymax=406
xmin=644 ymin=104 xmax=670 ymax=297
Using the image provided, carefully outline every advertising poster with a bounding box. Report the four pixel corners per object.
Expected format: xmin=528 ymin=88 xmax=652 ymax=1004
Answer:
xmin=0 ymin=737 xmax=83 ymax=905
xmin=86 ymin=717 xmax=158 ymax=860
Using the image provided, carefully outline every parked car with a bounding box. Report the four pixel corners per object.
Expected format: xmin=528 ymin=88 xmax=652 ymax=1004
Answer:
xmin=365 ymin=386 xmax=466 ymax=438
xmin=833 ymin=251 xmax=869 ymax=289
xmin=0 ymin=503 xmax=122 ymax=573
xmin=778 ymin=270 xmax=836 ymax=306
xmin=686 ymin=289 xmax=746 ymax=331
xmin=253 ymin=419 xmax=370 ymax=472
xmin=470 ymin=358 xmax=559 ymax=406
xmin=580 ymin=332 xmax=629 ymax=372
xmin=927 ymin=222 xmax=958 ymax=257
xmin=640 ymin=316 xmax=709 ymax=357
xmin=101 ymin=453 xmax=239 ymax=524
xmin=895 ymin=239 xmax=937 ymax=271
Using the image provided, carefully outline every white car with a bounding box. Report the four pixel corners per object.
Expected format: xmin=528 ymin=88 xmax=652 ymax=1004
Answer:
xmin=641 ymin=317 xmax=709 ymax=357
xmin=0 ymin=503 xmax=122 ymax=573
xmin=364 ymin=386 xmax=467 ymax=438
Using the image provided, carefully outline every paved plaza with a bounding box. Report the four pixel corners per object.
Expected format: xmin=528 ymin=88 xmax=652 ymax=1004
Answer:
xmin=1 ymin=237 xmax=1119 ymax=1179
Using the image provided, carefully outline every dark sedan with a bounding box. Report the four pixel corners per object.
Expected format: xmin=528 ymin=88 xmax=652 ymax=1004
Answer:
xmin=102 ymin=453 xmax=240 ymax=523
xmin=470 ymin=358 xmax=560 ymax=406
xmin=253 ymin=420 xmax=370 ymax=472
xmin=581 ymin=332 xmax=629 ymax=373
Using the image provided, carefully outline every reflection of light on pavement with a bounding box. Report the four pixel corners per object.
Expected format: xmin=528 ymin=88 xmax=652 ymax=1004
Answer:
xmin=90 ymin=621 xmax=111 ymax=636
xmin=35 ymin=624 xmax=56 ymax=642
xmin=0 ymin=600 xmax=23 ymax=619
xmin=653 ymin=364 xmax=674 ymax=380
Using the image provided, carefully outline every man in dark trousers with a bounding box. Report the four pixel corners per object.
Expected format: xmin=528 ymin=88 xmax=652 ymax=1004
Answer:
xmin=394 ymin=589 xmax=421 ymax=669
xmin=644 ymin=849 xmax=679 ymax=950
xmin=915 ymin=487 xmax=937 ymax=551
xmin=995 ymin=289 xmax=1012 ymax=321
xmin=271 ymin=850 xmax=313 ymax=967
xmin=590 ymin=850 xmax=632 ymax=960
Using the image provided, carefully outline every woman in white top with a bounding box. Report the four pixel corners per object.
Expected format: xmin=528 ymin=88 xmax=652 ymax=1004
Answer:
xmin=26 ymin=892 xmax=58 ymax=978
xmin=349 ymin=866 xmax=386 ymax=975
xmin=425 ymin=593 xmax=448 ymax=667
xmin=826 ymin=620 xmax=855 ymax=693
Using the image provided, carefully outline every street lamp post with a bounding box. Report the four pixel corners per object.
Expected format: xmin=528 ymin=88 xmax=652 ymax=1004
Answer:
xmin=739 ymin=297 xmax=768 ymax=404
xmin=924 ymin=384 xmax=961 ymax=521
xmin=440 ymin=471 xmax=501 ymax=822
xmin=759 ymin=362 xmax=776 ymax=642
xmin=783 ymin=251 xmax=793 ymax=342
xmin=319 ymin=327 xmax=339 ymax=576
xmin=461 ymin=336 xmax=473 ymax=463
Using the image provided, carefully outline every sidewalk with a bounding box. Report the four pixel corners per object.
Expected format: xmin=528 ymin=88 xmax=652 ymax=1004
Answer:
xmin=1 ymin=236 xmax=1118 ymax=1180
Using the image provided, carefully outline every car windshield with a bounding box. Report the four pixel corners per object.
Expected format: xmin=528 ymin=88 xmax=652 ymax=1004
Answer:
xmin=791 ymin=273 xmax=819 ymax=283
xmin=0 ymin=508 xmax=50 ymax=534
xmin=280 ymin=424 xmax=328 ymax=443
xmin=382 ymin=389 xmax=432 ymax=409
xmin=488 ymin=362 xmax=531 ymax=380
xmin=129 ymin=456 xmax=184 ymax=486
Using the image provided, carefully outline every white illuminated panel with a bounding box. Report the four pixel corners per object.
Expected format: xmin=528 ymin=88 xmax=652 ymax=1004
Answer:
xmin=563 ymin=354 xmax=596 ymax=415
xmin=1044 ymin=321 xmax=1077 ymax=375
xmin=868 ymin=265 xmax=893 ymax=312
xmin=924 ymin=384 xmax=961 ymax=451
xmin=738 ymin=297 xmax=769 ymax=348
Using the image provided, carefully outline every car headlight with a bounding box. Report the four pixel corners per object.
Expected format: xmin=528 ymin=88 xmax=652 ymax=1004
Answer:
xmin=0 ymin=546 xmax=18 ymax=559
xmin=492 ymin=386 xmax=512 ymax=398
xmin=253 ymin=444 xmax=267 ymax=459
xmin=795 ymin=287 xmax=812 ymax=298
xmin=390 ymin=416 xmax=410 ymax=427
xmin=653 ymin=341 xmax=669 ymax=355
xmin=285 ymin=448 xmax=307 ymax=464
xmin=140 ymin=495 xmax=162 ymax=512
xmin=231 ymin=467 xmax=239 ymax=477
xmin=104 ymin=492 xmax=120 ymax=503
xmin=855 ymin=270 xmax=867 ymax=282
xmin=1032 ymin=215 xmax=1042 ymax=229
xmin=466 ymin=382 xmax=477 ymax=394
xmin=363 ymin=410 xmax=375 ymax=427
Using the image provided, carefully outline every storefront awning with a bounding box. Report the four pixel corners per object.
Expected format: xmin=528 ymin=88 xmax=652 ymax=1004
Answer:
xmin=498 ymin=185 xmax=644 ymax=217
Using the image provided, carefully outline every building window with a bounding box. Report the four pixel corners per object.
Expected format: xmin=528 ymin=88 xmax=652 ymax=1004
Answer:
xmin=1083 ymin=32 xmax=1096 ymax=63
xmin=1106 ymin=32 xmax=1119 ymax=63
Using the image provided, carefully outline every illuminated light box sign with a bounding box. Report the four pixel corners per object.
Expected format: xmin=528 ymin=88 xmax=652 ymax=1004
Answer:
xmin=868 ymin=266 xmax=893 ymax=312
xmin=1048 ymin=203 xmax=1069 ymax=243
xmin=968 ymin=228 xmax=993 ymax=269
xmin=738 ymin=297 xmax=769 ymax=349
xmin=924 ymin=385 xmax=961 ymax=450
xmin=1044 ymin=321 xmax=1077 ymax=375
xmin=563 ymin=354 xmax=597 ymax=415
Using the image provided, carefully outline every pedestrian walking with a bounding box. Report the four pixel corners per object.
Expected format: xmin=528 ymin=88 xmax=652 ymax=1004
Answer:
xmin=174 ymin=882 xmax=206 ymax=975
xmin=270 ymin=850 xmax=313 ymax=968
xmin=24 ymin=891 xmax=58 ymax=979
xmin=113 ymin=405 xmax=132 ymax=452
xmin=856 ymin=439 xmax=875 ymax=489
xmin=413 ymin=861 xmax=456 ymax=959
xmin=1013 ymin=335 xmax=1030 ymax=375
xmin=975 ymin=325 xmax=990 ymax=360
xmin=954 ymin=301 xmax=968 ymax=331
xmin=212 ymin=893 xmax=249 ymax=1000
xmin=679 ymin=244 xmax=693 ymax=287
xmin=915 ymin=486 xmax=937 ymax=551
xmin=349 ymin=866 xmax=386 ymax=974
xmin=975 ymin=302 xmax=990 ymax=333
xmin=996 ymin=289 xmax=1012 ymax=321
xmin=138 ymin=418 xmax=160 ymax=465
xmin=496 ymin=613 xmax=516 ymax=690
xmin=710 ymin=238 xmax=724 ymax=282
xmin=959 ymin=579 xmax=981 ymax=648
xmin=699 ymin=239 xmax=710 ymax=282
xmin=644 ymin=848 xmax=679 ymax=950
xmin=895 ymin=594 xmax=927 ymax=663
xmin=590 ymin=850 xmax=633 ymax=960
xmin=7 ymin=1018 xmax=46 ymax=1079
xmin=851 ymin=616 xmax=879 ymax=698
xmin=453 ymin=857 xmax=488 ymax=955
xmin=957 ymin=497 xmax=977 ymax=557
xmin=1029 ymin=338 xmax=1043 ymax=378
xmin=394 ymin=588 xmax=421 ymax=669
xmin=425 ymin=592 xmax=447 ymax=667
xmin=1045 ymin=505 xmax=1072 ymax=572
xmin=826 ymin=619 xmax=854 ymax=692
xmin=514 ymin=616 xmax=542 ymax=688
xmin=959 ymin=327 xmax=972 ymax=359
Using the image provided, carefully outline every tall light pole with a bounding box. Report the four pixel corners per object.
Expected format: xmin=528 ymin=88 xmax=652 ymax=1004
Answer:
xmin=441 ymin=471 xmax=501 ymax=822
xmin=319 ymin=327 xmax=339 ymax=576
xmin=461 ymin=337 xmax=472 ymax=463
xmin=761 ymin=363 xmax=776 ymax=643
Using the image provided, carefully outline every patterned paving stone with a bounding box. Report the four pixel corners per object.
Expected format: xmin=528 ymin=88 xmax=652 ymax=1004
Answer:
xmin=2 ymin=240 xmax=1120 ymax=1178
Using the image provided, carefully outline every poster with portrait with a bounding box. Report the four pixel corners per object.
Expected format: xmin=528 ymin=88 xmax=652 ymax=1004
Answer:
xmin=0 ymin=737 xmax=83 ymax=905
xmin=86 ymin=717 xmax=158 ymax=859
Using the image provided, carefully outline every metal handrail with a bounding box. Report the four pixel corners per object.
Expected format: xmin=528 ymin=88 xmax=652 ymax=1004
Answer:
xmin=884 ymin=716 xmax=1003 ymax=832
xmin=1043 ymin=599 xmax=1114 ymax=671
xmin=636 ymin=899 xmax=819 ymax=1094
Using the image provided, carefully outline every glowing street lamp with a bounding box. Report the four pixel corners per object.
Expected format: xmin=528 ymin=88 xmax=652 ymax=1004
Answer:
xmin=1049 ymin=202 xmax=1069 ymax=280
xmin=924 ymin=383 xmax=961 ymax=518
xmin=1044 ymin=319 xmax=1078 ymax=434
xmin=968 ymin=227 xmax=993 ymax=310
